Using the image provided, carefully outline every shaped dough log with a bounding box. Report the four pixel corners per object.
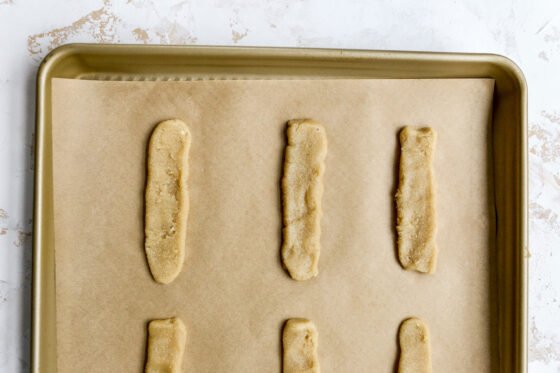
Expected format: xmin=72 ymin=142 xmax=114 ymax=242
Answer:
xmin=398 ymin=318 xmax=432 ymax=373
xmin=283 ymin=318 xmax=320 ymax=373
xmin=145 ymin=119 xmax=191 ymax=284
xmin=395 ymin=126 xmax=438 ymax=273
xmin=281 ymin=119 xmax=327 ymax=281
xmin=145 ymin=317 xmax=187 ymax=373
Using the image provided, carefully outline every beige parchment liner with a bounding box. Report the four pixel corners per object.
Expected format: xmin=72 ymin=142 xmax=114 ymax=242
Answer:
xmin=52 ymin=78 xmax=495 ymax=373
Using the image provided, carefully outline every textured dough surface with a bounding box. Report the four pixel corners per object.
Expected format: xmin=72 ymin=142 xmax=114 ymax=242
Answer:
xmin=396 ymin=126 xmax=438 ymax=273
xmin=281 ymin=119 xmax=327 ymax=281
xmin=398 ymin=318 xmax=432 ymax=373
xmin=145 ymin=317 xmax=187 ymax=373
xmin=283 ymin=318 xmax=320 ymax=373
xmin=145 ymin=119 xmax=191 ymax=284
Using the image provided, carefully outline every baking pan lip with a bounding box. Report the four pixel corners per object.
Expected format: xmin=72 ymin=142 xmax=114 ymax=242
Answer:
xmin=32 ymin=43 xmax=528 ymax=373
xmin=38 ymin=43 xmax=528 ymax=76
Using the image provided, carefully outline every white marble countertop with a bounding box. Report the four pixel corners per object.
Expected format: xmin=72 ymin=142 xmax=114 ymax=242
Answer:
xmin=0 ymin=0 xmax=558 ymax=371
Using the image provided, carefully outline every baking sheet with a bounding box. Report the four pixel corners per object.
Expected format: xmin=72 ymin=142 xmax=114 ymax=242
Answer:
xmin=51 ymin=78 xmax=495 ymax=372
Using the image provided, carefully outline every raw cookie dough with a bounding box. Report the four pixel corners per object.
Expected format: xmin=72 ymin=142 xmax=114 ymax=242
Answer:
xmin=398 ymin=318 xmax=432 ymax=373
xmin=283 ymin=318 xmax=320 ymax=373
xmin=145 ymin=119 xmax=191 ymax=284
xmin=395 ymin=126 xmax=438 ymax=273
xmin=281 ymin=119 xmax=327 ymax=281
xmin=145 ymin=317 xmax=187 ymax=373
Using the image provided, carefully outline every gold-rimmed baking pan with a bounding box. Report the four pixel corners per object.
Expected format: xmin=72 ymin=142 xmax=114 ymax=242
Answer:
xmin=33 ymin=44 xmax=527 ymax=372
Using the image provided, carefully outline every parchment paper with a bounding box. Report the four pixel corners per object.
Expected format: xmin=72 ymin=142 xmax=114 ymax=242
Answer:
xmin=52 ymin=78 xmax=495 ymax=372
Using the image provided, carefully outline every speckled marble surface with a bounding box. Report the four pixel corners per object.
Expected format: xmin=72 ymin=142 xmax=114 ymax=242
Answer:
xmin=0 ymin=1 xmax=558 ymax=372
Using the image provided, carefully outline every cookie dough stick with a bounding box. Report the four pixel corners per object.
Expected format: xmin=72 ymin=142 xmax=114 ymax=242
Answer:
xmin=282 ymin=119 xmax=327 ymax=281
xmin=145 ymin=317 xmax=187 ymax=373
xmin=145 ymin=119 xmax=191 ymax=284
xmin=283 ymin=318 xmax=320 ymax=373
xmin=395 ymin=126 xmax=438 ymax=273
xmin=397 ymin=318 xmax=432 ymax=373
